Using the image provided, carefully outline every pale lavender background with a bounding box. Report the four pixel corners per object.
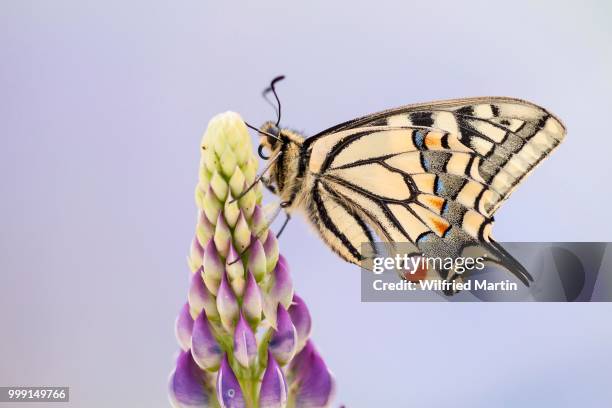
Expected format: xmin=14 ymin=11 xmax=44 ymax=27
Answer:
xmin=1 ymin=1 xmax=612 ymax=407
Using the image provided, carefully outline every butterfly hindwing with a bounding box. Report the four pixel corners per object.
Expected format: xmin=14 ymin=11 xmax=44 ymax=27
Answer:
xmin=306 ymin=178 xmax=376 ymax=264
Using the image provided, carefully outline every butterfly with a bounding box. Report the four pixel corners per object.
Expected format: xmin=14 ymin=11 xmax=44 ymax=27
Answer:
xmin=244 ymin=76 xmax=566 ymax=286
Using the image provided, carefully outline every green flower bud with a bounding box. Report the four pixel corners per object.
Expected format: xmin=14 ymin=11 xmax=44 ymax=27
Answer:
xmin=213 ymin=213 xmax=231 ymax=258
xmin=228 ymin=166 xmax=246 ymax=198
xmin=220 ymin=147 xmax=237 ymax=178
xmin=203 ymin=185 xmax=222 ymax=225
xmin=233 ymin=211 xmax=251 ymax=253
xmin=210 ymin=171 xmax=229 ymax=202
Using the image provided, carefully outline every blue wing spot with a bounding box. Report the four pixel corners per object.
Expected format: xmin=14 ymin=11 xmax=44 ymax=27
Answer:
xmin=422 ymin=157 xmax=431 ymax=171
xmin=414 ymin=131 xmax=425 ymax=149
xmin=435 ymin=178 xmax=445 ymax=194
xmin=416 ymin=232 xmax=431 ymax=244
xmin=441 ymin=200 xmax=449 ymax=215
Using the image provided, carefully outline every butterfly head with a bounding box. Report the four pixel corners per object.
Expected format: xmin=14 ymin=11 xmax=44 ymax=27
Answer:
xmin=257 ymin=121 xmax=282 ymax=160
xmin=254 ymin=120 xmax=305 ymax=199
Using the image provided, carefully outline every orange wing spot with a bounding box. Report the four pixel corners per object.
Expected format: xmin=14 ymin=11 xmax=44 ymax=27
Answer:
xmin=420 ymin=195 xmax=445 ymax=213
xmin=431 ymin=216 xmax=450 ymax=236
xmin=402 ymin=256 xmax=428 ymax=282
xmin=409 ymin=203 xmax=450 ymax=237
xmin=424 ymin=133 xmax=442 ymax=149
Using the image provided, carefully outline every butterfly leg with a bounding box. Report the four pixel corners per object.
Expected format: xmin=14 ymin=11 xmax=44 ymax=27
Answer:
xmin=260 ymin=201 xmax=291 ymax=238
xmin=229 ymin=151 xmax=281 ymax=203
xmin=227 ymin=201 xmax=285 ymax=265
xmin=277 ymin=207 xmax=291 ymax=238
xmin=261 ymin=176 xmax=277 ymax=194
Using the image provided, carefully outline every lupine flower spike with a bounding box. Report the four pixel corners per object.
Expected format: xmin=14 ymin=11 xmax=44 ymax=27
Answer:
xmin=169 ymin=112 xmax=335 ymax=407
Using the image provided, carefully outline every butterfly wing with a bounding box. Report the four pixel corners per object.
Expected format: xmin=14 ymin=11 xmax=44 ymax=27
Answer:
xmin=303 ymin=98 xmax=566 ymax=284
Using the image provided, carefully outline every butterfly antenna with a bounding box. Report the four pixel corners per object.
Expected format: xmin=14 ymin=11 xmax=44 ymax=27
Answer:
xmin=228 ymin=151 xmax=281 ymax=204
xmin=262 ymin=89 xmax=279 ymax=119
xmin=262 ymin=75 xmax=285 ymax=126
xmin=244 ymin=121 xmax=283 ymax=144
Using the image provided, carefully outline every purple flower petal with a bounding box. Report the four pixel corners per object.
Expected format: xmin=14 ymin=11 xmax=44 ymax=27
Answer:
xmin=242 ymin=270 xmax=263 ymax=325
xmin=263 ymin=232 xmax=279 ymax=274
xmin=203 ymin=240 xmax=223 ymax=296
xmin=277 ymin=254 xmax=288 ymax=269
xmin=191 ymin=310 xmax=223 ymax=371
xmin=188 ymin=268 xmax=219 ymax=320
xmin=288 ymin=341 xmax=335 ymax=407
xmin=269 ymin=305 xmax=297 ymax=365
xmin=271 ymin=259 xmax=293 ymax=309
xmin=233 ymin=312 xmax=257 ymax=368
xmin=216 ymin=271 xmax=239 ymax=333
xmin=169 ymin=351 xmax=211 ymax=407
xmin=248 ymin=238 xmax=266 ymax=282
xmin=288 ymin=294 xmax=312 ymax=353
xmin=259 ymin=352 xmax=288 ymax=408
xmin=216 ymin=355 xmax=246 ymax=408
xmin=176 ymin=302 xmax=194 ymax=351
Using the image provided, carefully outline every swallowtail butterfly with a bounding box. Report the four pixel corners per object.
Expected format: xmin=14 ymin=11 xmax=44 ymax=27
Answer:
xmin=246 ymin=77 xmax=566 ymax=286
